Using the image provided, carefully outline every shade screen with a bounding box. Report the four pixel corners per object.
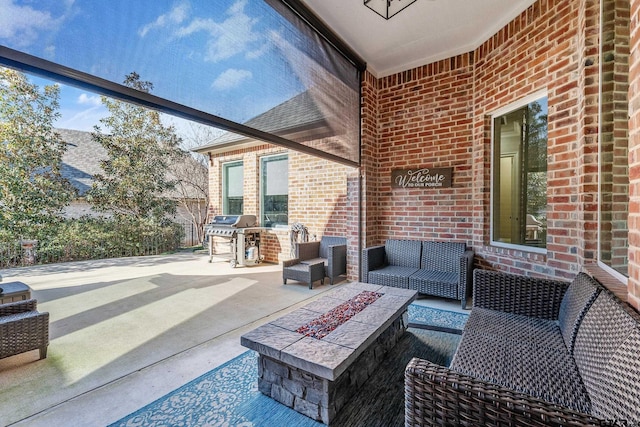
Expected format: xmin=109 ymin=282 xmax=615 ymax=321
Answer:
xmin=0 ymin=0 xmax=361 ymax=166
xmin=226 ymin=162 xmax=244 ymax=197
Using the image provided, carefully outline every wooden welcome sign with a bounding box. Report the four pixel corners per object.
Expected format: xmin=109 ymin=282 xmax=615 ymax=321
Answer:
xmin=391 ymin=167 xmax=453 ymax=189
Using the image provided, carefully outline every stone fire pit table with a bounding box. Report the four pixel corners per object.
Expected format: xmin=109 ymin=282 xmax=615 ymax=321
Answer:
xmin=240 ymin=282 xmax=417 ymax=424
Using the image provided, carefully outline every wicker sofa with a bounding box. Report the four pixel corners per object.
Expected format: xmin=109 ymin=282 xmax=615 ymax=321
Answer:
xmin=361 ymin=239 xmax=474 ymax=308
xmin=405 ymin=269 xmax=640 ymax=426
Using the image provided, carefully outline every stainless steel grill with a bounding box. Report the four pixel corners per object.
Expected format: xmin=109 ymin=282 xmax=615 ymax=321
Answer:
xmin=206 ymin=215 xmax=264 ymax=267
xmin=205 ymin=214 xmax=258 ymax=238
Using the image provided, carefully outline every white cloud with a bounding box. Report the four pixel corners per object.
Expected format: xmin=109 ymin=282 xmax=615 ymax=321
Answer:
xmin=0 ymin=0 xmax=57 ymax=46
xmin=163 ymin=0 xmax=262 ymax=63
xmin=203 ymin=9 xmax=259 ymax=63
xmin=174 ymin=17 xmax=218 ymax=38
xmin=43 ymin=45 xmax=56 ymax=59
xmin=77 ymin=93 xmax=102 ymax=107
xmin=139 ymin=2 xmax=190 ymax=37
xmin=211 ymin=68 xmax=252 ymax=91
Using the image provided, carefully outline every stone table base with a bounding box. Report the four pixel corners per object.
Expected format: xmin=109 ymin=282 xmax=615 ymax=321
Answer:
xmin=241 ymin=282 xmax=417 ymax=424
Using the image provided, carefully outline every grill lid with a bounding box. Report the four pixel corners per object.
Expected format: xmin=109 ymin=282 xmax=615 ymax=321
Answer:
xmin=209 ymin=215 xmax=257 ymax=228
xmin=206 ymin=215 xmax=258 ymax=238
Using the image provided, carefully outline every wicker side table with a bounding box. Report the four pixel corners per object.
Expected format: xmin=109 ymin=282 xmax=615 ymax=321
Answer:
xmin=0 ymin=282 xmax=32 ymax=305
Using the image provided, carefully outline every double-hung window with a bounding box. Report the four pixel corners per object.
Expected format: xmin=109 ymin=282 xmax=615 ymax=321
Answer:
xmin=223 ymin=161 xmax=243 ymax=215
xmin=261 ymin=154 xmax=288 ymax=228
xmin=492 ymin=92 xmax=548 ymax=251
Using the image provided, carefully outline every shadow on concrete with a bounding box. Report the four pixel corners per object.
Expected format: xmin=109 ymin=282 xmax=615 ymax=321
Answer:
xmin=0 ymin=252 xmax=342 ymax=426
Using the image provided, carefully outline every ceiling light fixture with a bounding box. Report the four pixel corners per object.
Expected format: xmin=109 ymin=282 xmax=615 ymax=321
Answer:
xmin=364 ymin=0 xmax=418 ymax=20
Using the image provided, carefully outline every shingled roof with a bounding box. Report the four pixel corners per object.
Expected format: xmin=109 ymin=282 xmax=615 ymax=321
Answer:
xmin=192 ymin=90 xmax=329 ymax=154
xmin=58 ymin=128 xmax=107 ymax=196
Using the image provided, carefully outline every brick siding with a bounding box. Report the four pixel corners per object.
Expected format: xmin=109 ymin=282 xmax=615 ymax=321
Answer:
xmin=207 ymin=146 xmax=349 ymax=264
xmin=360 ymin=0 xmax=611 ymax=282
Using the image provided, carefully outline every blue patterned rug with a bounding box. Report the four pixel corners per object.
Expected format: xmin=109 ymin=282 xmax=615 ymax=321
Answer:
xmin=407 ymin=304 xmax=468 ymax=333
xmin=110 ymin=304 xmax=467 ymax=427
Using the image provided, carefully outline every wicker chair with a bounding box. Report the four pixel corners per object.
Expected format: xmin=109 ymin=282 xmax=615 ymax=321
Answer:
xmin=283 ymin=236 xmax=347 ymax=288
xmin=0 ymin=299 xmax=50 ymax=361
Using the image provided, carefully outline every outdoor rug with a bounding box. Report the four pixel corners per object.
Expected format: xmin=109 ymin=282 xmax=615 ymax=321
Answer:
xmin=109 ymin=304 xmax=468 ymax=427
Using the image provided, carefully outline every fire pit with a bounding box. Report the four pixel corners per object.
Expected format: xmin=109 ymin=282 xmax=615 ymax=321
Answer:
xmin=296 ymin=291 xmax=382 ymax=339
xmin=241 ymin=283 xmax=417 ymax=424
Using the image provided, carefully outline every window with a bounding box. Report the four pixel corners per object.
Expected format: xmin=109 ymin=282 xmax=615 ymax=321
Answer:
xmin=223 ymin=161 xmax=243 ymax=215
xmin=598 ymin=0 xmax=629 ymax=278
xmin=261 ymin=155 xmax=288 ymax=228
xmin=492 ymin=94 xmax=548 ymax=251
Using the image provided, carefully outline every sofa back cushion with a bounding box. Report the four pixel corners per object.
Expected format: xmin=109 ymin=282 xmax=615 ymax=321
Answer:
xmin=385 ymin=239 xmax=422 ymax=268
xmin=420 ymin=241 xmax=465 ymax=272
xmin=319 ymin=236 xmax=347 ymax=259
xmin=573 ymin=289 xmax=640 ymax=420
xmin=557 ymin=273 xmax=601 ymax=354
xmin=590 ymin=325 xmax=640 ymax=421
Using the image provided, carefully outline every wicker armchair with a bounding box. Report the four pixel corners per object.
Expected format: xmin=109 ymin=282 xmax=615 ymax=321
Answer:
xmin=283 ymin=236 xmax=347 ymax=288
xmin=0 ymin=299 xmax=50 ymax=361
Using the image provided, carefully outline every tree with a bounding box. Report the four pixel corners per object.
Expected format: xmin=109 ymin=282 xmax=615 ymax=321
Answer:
xmin=169 ymin=151 xmax=209 ymax=244
xmin=87 ymin=72 xmax=183 ymax=223
xmin=0 ymin=68 xmax=75 ymax=238
xmin=168 ymin=122 xmax=216 ymax=244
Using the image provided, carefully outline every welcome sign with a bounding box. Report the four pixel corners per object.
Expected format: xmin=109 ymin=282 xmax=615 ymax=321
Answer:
xmin=391 ymin=167 xmax=453 ymax=189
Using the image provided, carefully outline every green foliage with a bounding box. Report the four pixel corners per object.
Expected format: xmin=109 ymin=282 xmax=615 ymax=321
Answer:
xmin=0 ymin=217 xmax=184 ymax=268
xmin=525 ymin=101 xmax=548 ymax=220
xmin=0 ymin=68 xmax=76 ymax=238
xmin=87 ymin=72 xmax=183 ymax=222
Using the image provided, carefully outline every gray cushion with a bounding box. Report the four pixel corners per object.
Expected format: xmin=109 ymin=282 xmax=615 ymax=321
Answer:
xmin=421 ymin=241 xmax=465 ymax=272
xmin=464 ymin=307 xmax=566 ymax=351
xmin=557 ymin=272 xmax=601 ymax=354
xmin=384 ymin=239 xmax=422 ymax=268
xmin=451 ymin=330 xmax=591 ymax=414
xmin=573 ymin=290 xmax=640 ymax=419
xmin=300 ymin=257 xmax=327 ymax=266
xmin=318 ymin=236 xmax=346 ymax=259
xmin=367 ymin=265 xmax=419 ymax=288
xmin=409 ymin=270 xmax=459 ymax=299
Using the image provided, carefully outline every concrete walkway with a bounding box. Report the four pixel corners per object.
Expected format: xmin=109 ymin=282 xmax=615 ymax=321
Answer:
xmin=0 ymin=252 xmax=346 ymax=426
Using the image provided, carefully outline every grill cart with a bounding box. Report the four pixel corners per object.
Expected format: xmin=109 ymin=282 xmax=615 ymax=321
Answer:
xmin=205 ymin=215 xmax=265 ymax=268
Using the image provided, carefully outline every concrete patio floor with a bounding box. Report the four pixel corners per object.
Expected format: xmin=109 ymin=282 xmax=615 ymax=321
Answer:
xmin=0 ymin=251 xmax=464 ymax=426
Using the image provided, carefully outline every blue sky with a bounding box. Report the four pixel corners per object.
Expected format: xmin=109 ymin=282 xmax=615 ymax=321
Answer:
xmin=0 ymin=0 xmax=305 ymax=138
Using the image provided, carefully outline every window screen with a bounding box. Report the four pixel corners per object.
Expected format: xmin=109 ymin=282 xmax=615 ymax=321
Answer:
xmin=0 ymin=0 xmax=362 ymax=166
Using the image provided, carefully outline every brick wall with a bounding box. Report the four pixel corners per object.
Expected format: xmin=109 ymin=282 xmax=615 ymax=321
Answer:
xmin=475 ymin=0 xmax=589 ymax=280
xmin=629 ymin=0 xmax=640 ymax=309
xmin=207 ymin=145 xmax=349 ymax=264
xmin=359 ymin=71 xmax=380 ymax=279
xmin=374 ymin=56 xmax=475 ymax=244
xmin=361 ymin=0 xmax=607 ymax=282
xmin=599 ymin=0 xmax=631 ymax=274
